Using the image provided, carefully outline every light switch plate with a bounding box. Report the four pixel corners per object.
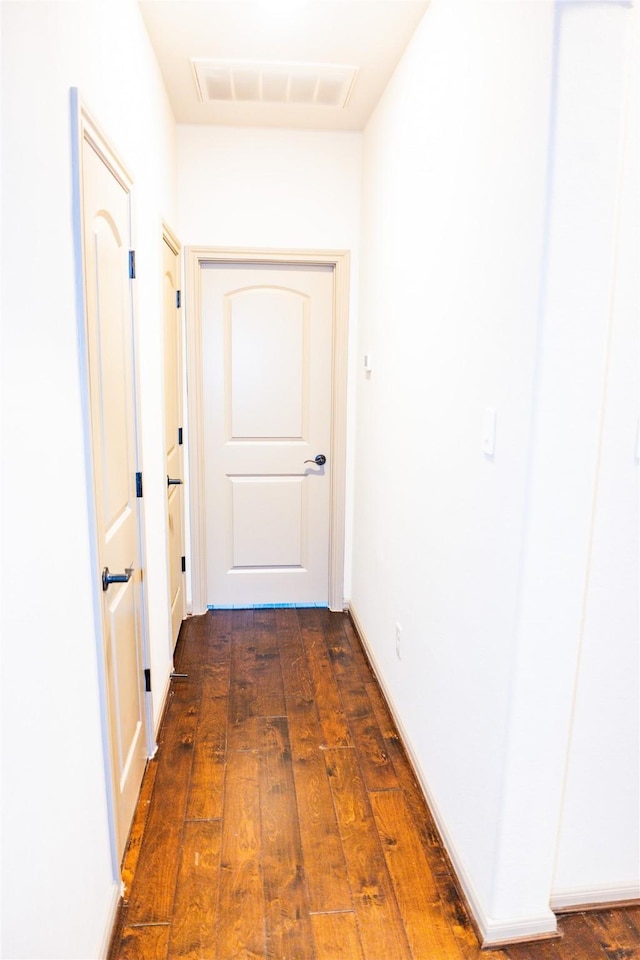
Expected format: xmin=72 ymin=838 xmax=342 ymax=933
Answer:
xmin=483 ymin=407 xmax=497 ymax=457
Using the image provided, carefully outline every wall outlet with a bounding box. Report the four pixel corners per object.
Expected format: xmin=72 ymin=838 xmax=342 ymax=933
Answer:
xmin=395 ymin=622 xmax=402 ymax=660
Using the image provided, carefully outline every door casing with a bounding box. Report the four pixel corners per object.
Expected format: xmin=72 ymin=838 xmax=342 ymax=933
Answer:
xmin=185 ymin=247 xmax=350 ymax=614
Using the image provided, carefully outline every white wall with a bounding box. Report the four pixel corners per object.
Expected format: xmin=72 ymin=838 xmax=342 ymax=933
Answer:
xmin=490 ymin=0 xmax=638 ymax=925
xmin=352 ymin=0 xmax=638 ymax=944
xmin=551 ymin=4 xmax=639 ymax=908
xmin=1 ymin=2 xmax=177 ymax=957
xmin=177 ymin=125 xmax=362 ymax=597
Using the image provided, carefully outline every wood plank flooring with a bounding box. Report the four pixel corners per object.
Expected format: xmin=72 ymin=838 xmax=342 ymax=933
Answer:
xmin=109 ymin=609 xmax=640 ymax=960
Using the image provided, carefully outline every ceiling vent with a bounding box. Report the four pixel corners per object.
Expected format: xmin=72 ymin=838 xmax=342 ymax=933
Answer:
xmin=191 ymin=59 xmax=358 ymax=109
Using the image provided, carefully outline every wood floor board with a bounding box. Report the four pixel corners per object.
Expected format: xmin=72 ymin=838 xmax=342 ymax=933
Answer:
xmin=310 ymin=911 xmax=365 ymax=960
xmin=116 ymin=924 xmax=170 ymax=960
xmin=624 ymin=907 xmax=640 ymax=938
xmin=324 ymin=746 xmax=413 ymax=960
xmin=121 ymin=758 xmax=158 ymax=898
xmin=349 ymin=713 xmax=399 ymax=791
xmin=298 ymin=623 xmax=352 ymax=749
xmin=370 ymin=788 xmax=466 ymax=959
xmin=323 ymin=616 xmax=398 ymax=791
xmin=290 ymin=749 xmax=353 ymax=915
xmin=586 ymin=908 xmax=640 ymax=959
xmin=282 ymin=693 xmax=353 ymax=914
xmin=167 ymin=819 xmax=222 ymax=960
xmin=431 ymin=869 xmax=507 ymax=960
xmin=185 ymin=693 xmax=228 ymax=821
xmin=556 ymin=913 xmax=612 ymax=960
xmin=276 ymin=608 xmax=315 ymax=701
xmin=258 ymin=716 xmax=315 ymax=960
xmin=383 ymin=731 xmax=452 ymax=864
xmin=273 ymin=615 xmax=353 ymax=914
xmin=200 ymin=655 xmax=232 ymax=697
xmin=252 ymin=609 xmax=286 ymax=719
xmin=111 ymin=610 xmax=640 ymax=960
xmin=364 ymin=679 xmax=398 ymax=740
xmin=217 ymin=748 xmax=266 ymax=960
xmin=227 ymin=612 xmax=260 ymax=752
xmin=125 ymin=697 xmax=198 ymax=924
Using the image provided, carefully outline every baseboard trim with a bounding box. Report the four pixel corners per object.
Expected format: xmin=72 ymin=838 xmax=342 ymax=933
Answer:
xmin=347 ymin=603 xmax=560 ymax=950
xmin=98 ymin=881 xmax=122 ymax=960
xmin=551 ymin=883 xmax=640 ymax=913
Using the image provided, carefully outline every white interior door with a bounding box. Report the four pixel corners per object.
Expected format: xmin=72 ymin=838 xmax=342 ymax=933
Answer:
xmin=201 ymin=263 xmax=334 ymax=606
xmin=80 ymin=126 xmax=147 ymax=860
xmin=163 ymin=232 xmax=185 ymax=647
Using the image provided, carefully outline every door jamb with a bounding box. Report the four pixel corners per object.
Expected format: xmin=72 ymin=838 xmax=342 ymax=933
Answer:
xmin=185 ymin=246 xmax=350 ymax=613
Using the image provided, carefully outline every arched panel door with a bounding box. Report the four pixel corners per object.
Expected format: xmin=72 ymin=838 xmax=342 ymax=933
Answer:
xmin=201 ymin=264 xmax=333 ymax=606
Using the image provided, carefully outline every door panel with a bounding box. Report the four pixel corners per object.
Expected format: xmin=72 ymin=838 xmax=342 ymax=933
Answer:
xmin=81 ymin=135 xmax=146 ymax=860
xmin=227 ymin=287 xmax=307 ymax=438
xmin=230 ymin=475 xmax=306 ymax=567
xmin=163 ymin=235 xmax=185 ymax=647
xmin=201 ymin=263 xmax=333 ymax=606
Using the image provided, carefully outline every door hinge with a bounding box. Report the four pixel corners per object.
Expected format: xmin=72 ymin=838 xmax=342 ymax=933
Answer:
xmin=181 ymin=556 xmax=186 ymax=573
xmin=136 ymin=472 xmax=143 ymax=498
xmin=176 ymin=290 xmax=181 ymax=308
xmin=144 ymin=668 xmax=151 ymax=693
xmin=128 ymin=250 xmax=136 ymax=280
xmin=178 ymin=427 xmax=183 ymax=445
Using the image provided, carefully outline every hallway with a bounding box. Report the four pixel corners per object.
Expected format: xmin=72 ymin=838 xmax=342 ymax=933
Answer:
xmin=108 ymin=610 xmax=640 ymax=960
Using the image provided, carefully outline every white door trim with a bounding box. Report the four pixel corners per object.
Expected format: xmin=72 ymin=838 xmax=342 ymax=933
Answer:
xmin=70 ymin=89 xmax=153 ymax=876
xmin=185 ymin=247 xmax=350 ymax=613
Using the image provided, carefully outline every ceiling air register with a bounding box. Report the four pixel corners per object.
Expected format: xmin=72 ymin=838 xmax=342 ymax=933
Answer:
xmin=191 ymin=59 xmax=358 ymax=108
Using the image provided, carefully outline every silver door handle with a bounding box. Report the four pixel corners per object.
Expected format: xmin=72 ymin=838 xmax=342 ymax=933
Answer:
xmin=304 ymin=454 xmax=326 ymax=466
xmin=167 ymin=476 xmax=183 ymax=486
xmin=102 ymin=567 xmax=133 ymax=591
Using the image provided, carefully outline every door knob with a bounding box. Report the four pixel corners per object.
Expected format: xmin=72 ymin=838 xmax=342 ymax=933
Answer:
xmin=102 ymin=566 xmax=133 ymax=592
xmin=304 ymin=454 xmax=326 ymax=466
xmin=167 ymin=476 xmax=183 ymax=486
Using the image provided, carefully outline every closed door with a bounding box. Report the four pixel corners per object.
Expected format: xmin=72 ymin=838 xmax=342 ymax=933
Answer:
xmin=163 ymin=232 xmax=185 ymax=648
xmin=201 ymin=263 xmax=333 ymax=606
xmin=80 ymin=126 xmax=147 ymax=859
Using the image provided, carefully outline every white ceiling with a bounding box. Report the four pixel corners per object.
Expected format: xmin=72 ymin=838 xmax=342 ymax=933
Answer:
xmin=138 ymin=0 xmax=429 ymax=131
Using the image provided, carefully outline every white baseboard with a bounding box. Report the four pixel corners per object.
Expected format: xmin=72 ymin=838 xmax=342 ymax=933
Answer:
xmin=550 ymin=882 xmax=640 ymax=912
xmin=97 ymin=881 xmax=122 ymax=959
xmin=347 ymin=602 xmax=559 ymax=949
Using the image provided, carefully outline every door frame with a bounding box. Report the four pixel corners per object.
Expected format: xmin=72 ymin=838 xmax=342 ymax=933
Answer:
xmin=162 ymin=221 xmax=186 ymax=651
xmin=185 ymin=246 xmax=350 ymax=613
xmin=70 ymin=90 xmax=154 ymax=876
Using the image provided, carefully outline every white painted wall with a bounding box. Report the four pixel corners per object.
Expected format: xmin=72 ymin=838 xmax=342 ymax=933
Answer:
xmin=353 ymin=0 xmax=553 ymax=937
xmin=177 ymin=125 xmax=362 ymax=597
xmin=551 ymin=5 xmax=639 ymax=908
xmin=490 ymin=0 xmax=637 ymax=926
xmin=1 ymin=2 xmax=177 ymax=957
xmin=352 ymin=0 xmax=638 ymax=943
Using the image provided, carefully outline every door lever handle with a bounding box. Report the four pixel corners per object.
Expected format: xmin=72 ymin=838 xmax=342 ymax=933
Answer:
xmin=167 ymin=476 xmax=183 ymax=486
xmin=102 ymin=566 xmax=134 ymax=592
xmin=304 ymin=454 xmax=327 ymax=466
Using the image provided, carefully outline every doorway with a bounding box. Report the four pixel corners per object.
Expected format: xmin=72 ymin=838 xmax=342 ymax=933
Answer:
xmin=185 ymin=248 xmax=350 ymax=613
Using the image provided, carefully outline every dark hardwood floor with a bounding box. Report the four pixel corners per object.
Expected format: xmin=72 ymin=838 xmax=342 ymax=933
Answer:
xmin=108 ymin=609 xmax=640 ymax=960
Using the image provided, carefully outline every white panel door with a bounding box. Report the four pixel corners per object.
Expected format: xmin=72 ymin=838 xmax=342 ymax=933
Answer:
xmin=163 ymin=234 xmax=185 ymax=647
xmin=81 ymin=133 xmax=147 ymax=860
xmin=201 ymin=263 xmax=333 ymax=606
